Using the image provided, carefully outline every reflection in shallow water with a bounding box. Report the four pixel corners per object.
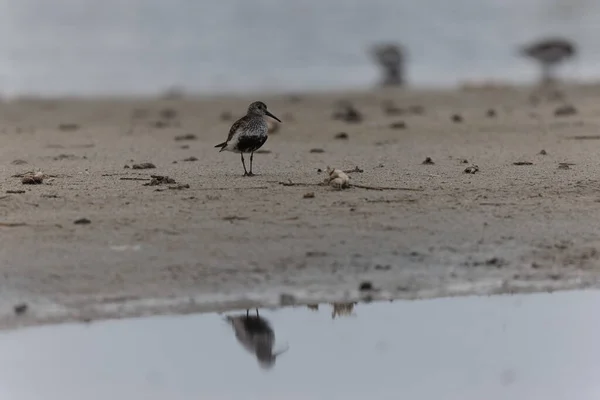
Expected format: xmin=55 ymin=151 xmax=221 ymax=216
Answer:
xmin=225 ymin=309 xmax=288 ymax=370
xmin=0 ymin=290 xmax=599 ymax=400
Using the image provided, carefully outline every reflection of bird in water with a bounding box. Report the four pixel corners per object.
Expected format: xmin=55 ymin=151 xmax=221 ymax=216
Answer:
xmin=520 ymin=37 xmax=576 ymax=84
xmin=370 ymin=43 xmax=406 ymax=87
xmin=331 ymin=302 xmax=357 ymax=319
xmin=225 ymin=309 xmax=289 ymax=370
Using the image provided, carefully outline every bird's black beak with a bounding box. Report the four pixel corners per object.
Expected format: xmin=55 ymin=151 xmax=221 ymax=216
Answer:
xmin=266 ymin=110 xmax=282 ymax=123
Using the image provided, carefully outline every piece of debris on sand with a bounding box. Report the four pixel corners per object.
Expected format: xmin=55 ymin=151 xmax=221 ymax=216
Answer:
xmin=21 ymin=171 xmax=44 ymax=184
xmin=132 ymin=163 xmax=156 ymax=169
xmin=464 ymin=165 xmax=479 ymax=174
xmin=324 ymin=166 xmax=350 ymax=190
xmin=144 ymin=175 xmax=176 ymax=186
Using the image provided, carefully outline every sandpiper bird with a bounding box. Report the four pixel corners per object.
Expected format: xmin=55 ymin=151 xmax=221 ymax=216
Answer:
xmin=520 ymin=37 xmax=576 ymax=84
xmin=215 ymin=101 xmax=281 ymax=176
xmin=370 ymin=43 xmax=406 ymax=87
xmin=225 ymin=309 xmax=289 ymax=370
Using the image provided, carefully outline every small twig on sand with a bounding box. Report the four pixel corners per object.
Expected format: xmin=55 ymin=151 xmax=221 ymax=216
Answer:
xmin=196 ymin=186 xmax=270 ymax=191
xmin=119 ymin=177 xmax=151 ymax=181
xmin=351 ymin=183 xmax=423 ymax=191
xmin=279 ymin=181 xmax=322 ymax=187
xmin=343 ymin=166 xmax=364 ymax=173
xmin=0 ymin=222 xmax=27 ymax=227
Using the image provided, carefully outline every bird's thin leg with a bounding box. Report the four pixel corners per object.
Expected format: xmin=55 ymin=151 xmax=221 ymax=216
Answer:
xmin=246 ymin=309 xmax=250 ymax=317
xmin=255 ymin=308 xmax=259 ymax=317
xmin=248 ymin=152 xmax=255 ymax=176
xmin=241 ymin=153 xmax=249 ymax=176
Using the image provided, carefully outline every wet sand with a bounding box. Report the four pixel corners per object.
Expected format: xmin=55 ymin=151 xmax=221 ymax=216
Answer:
xmin=1 ymin=83 xmax=600 ymax=330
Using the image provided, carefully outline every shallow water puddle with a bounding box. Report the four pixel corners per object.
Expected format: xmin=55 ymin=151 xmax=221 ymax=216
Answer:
xmin=0 ymin=290 xmax=598 ymax=400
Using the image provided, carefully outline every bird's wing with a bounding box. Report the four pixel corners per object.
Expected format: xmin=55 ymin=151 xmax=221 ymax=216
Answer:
xmin=225 ymin=116 xmax=248 ymax=143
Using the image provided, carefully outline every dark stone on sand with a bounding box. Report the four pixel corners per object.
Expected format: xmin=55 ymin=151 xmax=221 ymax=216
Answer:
xmin=390 ymin=121 xmax=406 ymax=129
xmin=359 ymin=281 xmax=373 ymax=291
xmin=183 ymin=157 xmax=198 ymax=162
xmin=554 ymin=104 xmax=577 ymax=117
xmin=174 ymin=134 xmax=197 ymax=141
xmin=14 ymin=303 xmax=28 ymax=315
xmin=74 ymin=218 xmax=91 ymax=225
xmin=310 ymin=148 xmax=325 ymax=153
xmin=132 ymin=163 xmax=156 ymax=169
xmin=486 ymin=109 xmax=496 ymax=117
xmin=451 ymin=114 xmax=463 ymax=123
xmin=335 ymin=132 xmax=349 ymax=139
xmin=539 ymin=149 xmax=547 ymax=155
xmin=422 ymin=157 xmax=434 ymax=165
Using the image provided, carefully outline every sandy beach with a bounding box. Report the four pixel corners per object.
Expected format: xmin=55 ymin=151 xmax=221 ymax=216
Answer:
xmin=1 ymin=83 xmax=600 ymax=330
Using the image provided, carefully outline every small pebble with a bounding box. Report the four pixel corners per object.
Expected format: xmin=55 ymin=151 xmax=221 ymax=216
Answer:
xmin=422 ymin=157 xmax=434 ymax=165
xmin=464 ymin=165 xmax=479 ymax=174
xmin=539 ymin=149 xmax=547 ymax=155
xmin=335 ymin=132 xmax=349 ymax=139
xmin=182 ymin=156 xmax=198 ymax=162
xmin=390 ymin=121 xmax=407 ymax=129
xmin=174 ymin=134 xmax=197 ymax=141
xmin=14 ymin=303 xmax=28 ymax=315
xmin=303 ymin=192 xmax=315 ymax=199
xmin=310 ymin=148 xmax=325 ymax=153
xmin=359 ymin=281 xmax=373 ymax=291
xmin=554 ymin=104 xmax=577 ymax=117
xmin=132 ymin=163 xmax=156 ymax=169
xmin=451 ymin=114 xmax=463 ymax=123
xmin=486 ymin=109 xmax=496 ymax=117
xmin=74 ymin=218 xmax=91 ymax=225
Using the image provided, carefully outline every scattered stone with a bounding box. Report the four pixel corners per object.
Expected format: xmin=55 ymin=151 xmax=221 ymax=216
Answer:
xmin=6 ymin=190 xmax=25 ymax=194
xmin=131 ymin=163 xmax=156 ymax=169
xmin=160 ymin=108 xmax=178 ymax=120
xmin=58 ymin=123 xmax=80 ymax=131
xmin=344 ymin=166 xmax=364 ymax=173
xmin=53 ymin=154 xmax=78 ymax=161
xmin=389 ymin=121 xmax=406 ymax=129
xmin=460 ymin=159 xmax=469 ymax=164
xmin=21 ymin=171 xmax=44 ymax=185
xmin=182 ymin=156 xmax=198 ymax=162
xmin=310 ymin=148 xmax=325 ymax=153
xmin=486 ymin=109 xmax=496 ymax=117
xmin=359 ymin=281 xmax=373 ymax=291
xmin=13 ymin=303 xmax=28 ymax=315
xmin=144 ymin=175 xmax=176 ymax=186
xmin=324 ymin=166 xmax=350 ymax=190
xmin=451 ymin=114 xmax=463 ymax=123
xmin=124 ymin=165 xmax=130 ymax=169
xmin=554 ymin=104 xmax=577 ymax=117
xmin=513 ymin=161 xmax=533 ymax=166
xmin=335 ymin=132 xmax=349 ymax=139
xmin=317 ymin=168 xmax=323 ymax=173
xmin=464 ymin=165 xmax=479 ymax=174
xmin=11 ymin=160 xmax=27 ymax=165
xmin=332 ymin=100 xmax=362 ymax=123
xmin=153 ymin=120 xmax=168 ymax=129
xmin=174 ymin=134 xmax=197 ymax=141
xmin=303 ymin=192 xmax=315 ymax=199
xmin=558 ymin=163 xmax=571 ymax=170
xmin=539 ymin=149 xmax=547 ymax=155
xmin=74 ymin=218 xmax=91 ymax=225
xmin=422 ymin=157 xmax=434 ymax=165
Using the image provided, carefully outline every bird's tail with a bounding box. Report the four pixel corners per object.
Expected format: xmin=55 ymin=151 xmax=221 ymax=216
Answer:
xmin=214 ymin=142 xmax=227 ymax=152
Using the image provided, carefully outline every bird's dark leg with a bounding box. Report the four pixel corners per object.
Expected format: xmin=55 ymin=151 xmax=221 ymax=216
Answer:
xmin=248 ymin=152 xmax=255 ymax=176
xmin=255 ymin=308 xmax=259 ymax=317
xmin=241 ymin=153 xmax=249 ymax=176
xmin=246 ymin=309 xmax=250 ymax=317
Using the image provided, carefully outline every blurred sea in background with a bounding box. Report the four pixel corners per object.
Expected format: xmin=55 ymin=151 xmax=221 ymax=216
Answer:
xmin=1 ymin=0 xmax=599 ymax=96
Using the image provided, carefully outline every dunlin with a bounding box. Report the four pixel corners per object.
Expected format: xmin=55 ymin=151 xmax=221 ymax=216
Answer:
xmin=215 ymin=101 xmax=281 ymax=176
xmin=225 ymin=309 xmax=289 ymax=369
xmin=370 ymin=43 xmax=406 ymax=86
xmin=520 ymin=38 xmax=576 ymax=83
